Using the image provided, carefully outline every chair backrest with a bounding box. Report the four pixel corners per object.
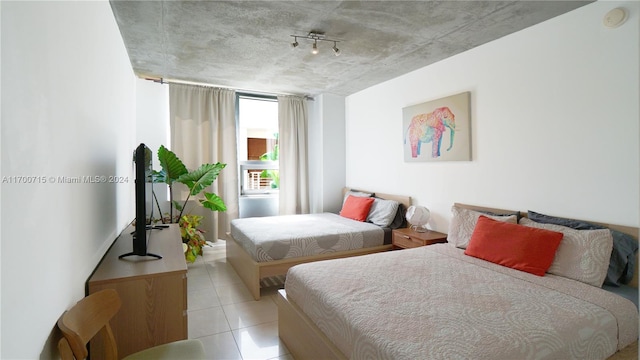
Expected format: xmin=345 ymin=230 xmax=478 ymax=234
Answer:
xmin=57 ymin=289 xmax=122 ymax=360
xmin=58 ymin=337 xmax=76 ymax=360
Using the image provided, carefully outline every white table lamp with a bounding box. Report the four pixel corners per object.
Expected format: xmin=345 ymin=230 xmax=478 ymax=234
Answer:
xmin=405 ymin=205 xmax=430 ymax=232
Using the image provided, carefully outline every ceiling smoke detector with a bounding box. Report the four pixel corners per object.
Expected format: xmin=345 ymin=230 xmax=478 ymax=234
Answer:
xmin=603 ymin=8 xmax=627 ymax=28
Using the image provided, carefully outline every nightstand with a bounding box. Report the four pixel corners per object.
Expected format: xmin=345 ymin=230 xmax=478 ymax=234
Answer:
xmin=392 ymin=227 xmax=448 ymax=249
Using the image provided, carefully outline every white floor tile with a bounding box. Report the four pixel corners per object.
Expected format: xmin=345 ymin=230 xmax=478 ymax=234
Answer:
xmin=215 ymin=282 xmax=255 ymax=305
xmin=202 ymin=249 xmax=228 ymax=263
xmin=223 ymin=298 xmax=278 ymax=330
xmin=187 ymin=261 xmax=211 ymax=277
xmin=188 ymin=287 xmax=221 ymax=311
xmin=188 ymin=239 xmax=291 ymax=359
xmin=232 ymin=321 xmax=289 ymax=360
xmin=198 ymin=331 xmax=243 ymax=360
xmin=187 ymin=273 xmax=214 ymax=293
xmin=208 ymin=263 xmax=245 ymax=287
xmin=188 ymin=306 xmax=231 ymax=339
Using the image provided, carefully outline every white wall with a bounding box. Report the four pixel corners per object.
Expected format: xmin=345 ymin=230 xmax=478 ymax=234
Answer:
xmin=1 ymin=2 xmax=136 ymax=358
xmin=136 ymin=79 xmax=171 ymax=214
xmin=308 ymin=94 xmax=346 ymax=214
xmin=0 ymin=2 xmax=4 ymax=355
xmin=136 ymin=80 xmax=170 ymax=170
xmin=345 ymin=1 xmax=639 ymax=232
xmin=308 ymin=97 xmax=322 ymax=212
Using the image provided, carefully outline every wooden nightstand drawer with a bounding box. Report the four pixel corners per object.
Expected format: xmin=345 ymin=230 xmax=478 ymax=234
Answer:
xmin=393 ymin=233 xmax=426 ymax=248
xmin=392 ymin=228 xmax=447 ymax=249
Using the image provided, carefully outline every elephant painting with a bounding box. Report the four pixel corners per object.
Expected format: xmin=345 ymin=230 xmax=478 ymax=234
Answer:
xmin=404 ymin=106 xmax=456 ymax=158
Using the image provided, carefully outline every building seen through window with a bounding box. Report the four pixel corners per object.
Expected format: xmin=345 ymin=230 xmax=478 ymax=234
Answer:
xmin=237 ymin=96 xmax=278 ymax=195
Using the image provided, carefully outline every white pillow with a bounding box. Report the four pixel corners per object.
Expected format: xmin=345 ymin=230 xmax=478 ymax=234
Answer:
xmin=519 ymin=218 xmax=613 ymax=287
xmin=448 ymin=205 xmax=518 ymax=249
xmin=366 ymin=198 xmax=399 ymax=227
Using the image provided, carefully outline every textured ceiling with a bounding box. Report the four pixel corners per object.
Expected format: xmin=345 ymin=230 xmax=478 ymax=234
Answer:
xmin=110 ymin=1 xmax=591 ymax=97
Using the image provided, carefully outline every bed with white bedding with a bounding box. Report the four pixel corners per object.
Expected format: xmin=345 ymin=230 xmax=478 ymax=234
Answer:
xmin=230 ymin=213 xmax=385 ymax=262
xmin=226 ymin=189 xmax=411 ymax=300
xmin=276 ymin=204 xmax=639 ymax=360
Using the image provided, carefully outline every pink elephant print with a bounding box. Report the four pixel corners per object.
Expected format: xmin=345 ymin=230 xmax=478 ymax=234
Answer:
xmin=404 ymin=107 xmax=456 ymax=158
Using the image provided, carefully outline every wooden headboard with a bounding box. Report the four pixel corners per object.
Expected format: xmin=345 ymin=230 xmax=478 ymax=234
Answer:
xmin=454 ymin=203 xmax=639 ymax=288
xmin=343 ymin=188 xmax=411 ymax=209
xmin=453 ymin=203 xmax=520 ymax=216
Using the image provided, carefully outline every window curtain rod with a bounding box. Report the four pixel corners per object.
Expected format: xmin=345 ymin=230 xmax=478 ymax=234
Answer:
xmin=143 ymin=76 xmax=314 ymax=101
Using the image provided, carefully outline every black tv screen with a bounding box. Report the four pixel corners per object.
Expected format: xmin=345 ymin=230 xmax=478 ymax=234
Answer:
xmin=119 ymin=143 xmax=161 ymax=259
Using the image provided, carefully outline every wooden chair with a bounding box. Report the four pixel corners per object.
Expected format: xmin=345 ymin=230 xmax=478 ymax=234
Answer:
xmin=57 ymin=289 xmax=205 ymax=360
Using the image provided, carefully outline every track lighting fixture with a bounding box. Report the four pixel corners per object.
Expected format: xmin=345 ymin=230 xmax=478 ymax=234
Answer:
xmin=332 ymin=41 xmax=341 ymax=56
xmin=290 ymin=31 xmax=342 ymax=56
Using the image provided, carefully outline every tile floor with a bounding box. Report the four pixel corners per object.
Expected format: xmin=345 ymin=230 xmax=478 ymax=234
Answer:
xmin=186 ymin=240 xmax=293 ymax=360
xmin=186 ymin=241 xmax=640 ymax=360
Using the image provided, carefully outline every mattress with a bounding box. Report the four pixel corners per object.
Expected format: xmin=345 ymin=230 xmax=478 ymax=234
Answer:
xmin=230 ymin=213 xmax=386 ymax=262
xmin=285 ymin=244 xmax=639 ymax=360
xmin=603 ymin=283 xmax=639 ymax=310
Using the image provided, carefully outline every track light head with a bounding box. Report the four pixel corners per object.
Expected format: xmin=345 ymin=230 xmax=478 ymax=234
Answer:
xmin=291 ymin=37 xmax=299 ymax=48
xmin=332 ymin=42 xmax=341 ymax=56
xmin=311 ymin=40 xmax=319 ymax=55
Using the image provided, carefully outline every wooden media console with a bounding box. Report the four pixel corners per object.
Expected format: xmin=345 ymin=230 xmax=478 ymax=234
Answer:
xmin=87 ymin=224 xmax=187 ymax=359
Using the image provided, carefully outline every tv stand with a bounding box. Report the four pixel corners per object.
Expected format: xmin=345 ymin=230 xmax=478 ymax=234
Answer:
xmin=120 ymin=226 xmax=169 ymax=259
xmin=88 ymin=224 xmax=187 ymax=359
xmin=128 ymin=225 xmax=169 ymax=236
xmin=118 ymin=251 xmax=162 ymax=260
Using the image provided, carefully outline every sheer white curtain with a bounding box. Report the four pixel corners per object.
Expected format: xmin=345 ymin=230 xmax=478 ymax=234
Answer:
xmin=278 ymin=95 xmax=309 ymax=214
xmin=169 ymin=84 xmax=239 ymax=241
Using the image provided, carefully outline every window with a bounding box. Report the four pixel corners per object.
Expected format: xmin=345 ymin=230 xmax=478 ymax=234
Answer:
xmin=237 ymin=95 xmax=278 ymax=195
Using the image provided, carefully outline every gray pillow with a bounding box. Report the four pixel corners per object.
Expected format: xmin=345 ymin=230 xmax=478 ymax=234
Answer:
xmin=342 ymin=190 xmax=373 ymax=205
xmin=389 ymin=203 xmax=407 ymax=229
xmin=528 ymin=210 xmax=638 ymax=287
xmin=366 ymin=198 xmax=399 ymax=227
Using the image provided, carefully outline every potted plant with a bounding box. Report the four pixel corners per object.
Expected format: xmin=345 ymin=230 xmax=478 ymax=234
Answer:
xmin=152 ymin=145 xmax=227 ymax=262
xmin=178 ymin=214 xmax=206 ymax=263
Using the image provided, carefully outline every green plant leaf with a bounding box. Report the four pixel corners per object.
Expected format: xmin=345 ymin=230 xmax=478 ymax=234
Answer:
xmin=181 ymin=214 xmax=203 ymax=226
xmin=157 ymin=145 xmax=188 ymax=185
xmin=151 ymin=170 xmax=165 ymax=183
xmin=200 ymin=192 xmax=227 ymax=212
xmin=260 ymin=145 xmax=278 ymax=161
xmin=185 ymin=249 xmax=196 ymax=263
xmin=172 ymin=200 xmax=184 ymax=212
xmin=259 ymin=134 xmax=279 ymax=161
xmin=176 ymin=163 xmax=226 ymax=196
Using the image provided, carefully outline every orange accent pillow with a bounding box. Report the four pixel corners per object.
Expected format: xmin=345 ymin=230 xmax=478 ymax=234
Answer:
xmin=464 ymin=216 xmax=563 ymax=276
xmin=340 ymin=195 xmax=375 ymax=222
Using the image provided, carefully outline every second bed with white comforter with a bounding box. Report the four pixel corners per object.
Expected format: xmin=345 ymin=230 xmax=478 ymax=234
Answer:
xmin=230 ymin=212 xmax=386 ymax=262
xmin=285 ymin=244 xmax=638 ymax=360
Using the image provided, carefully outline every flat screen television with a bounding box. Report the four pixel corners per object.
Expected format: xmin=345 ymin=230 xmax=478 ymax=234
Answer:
xmin=119 ymin=143 xmax=163 ymax=260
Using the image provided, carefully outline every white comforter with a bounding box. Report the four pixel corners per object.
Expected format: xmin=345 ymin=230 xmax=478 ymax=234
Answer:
xmin=285 ymin=244 xmax=638 ymax=360
xmin=230 ymin=213 xmax=384 ymax=262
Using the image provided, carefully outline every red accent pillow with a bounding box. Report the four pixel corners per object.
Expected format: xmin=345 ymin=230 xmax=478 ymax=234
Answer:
xmin=340 ymin=195 xmax=375 ymax=222
xmin=464 ymin=216 xmax=563 ymax=276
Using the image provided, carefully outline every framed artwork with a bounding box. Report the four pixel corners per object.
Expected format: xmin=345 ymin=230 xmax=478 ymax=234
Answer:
xmin=403 ymin=91 xmax=471 ymax=162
